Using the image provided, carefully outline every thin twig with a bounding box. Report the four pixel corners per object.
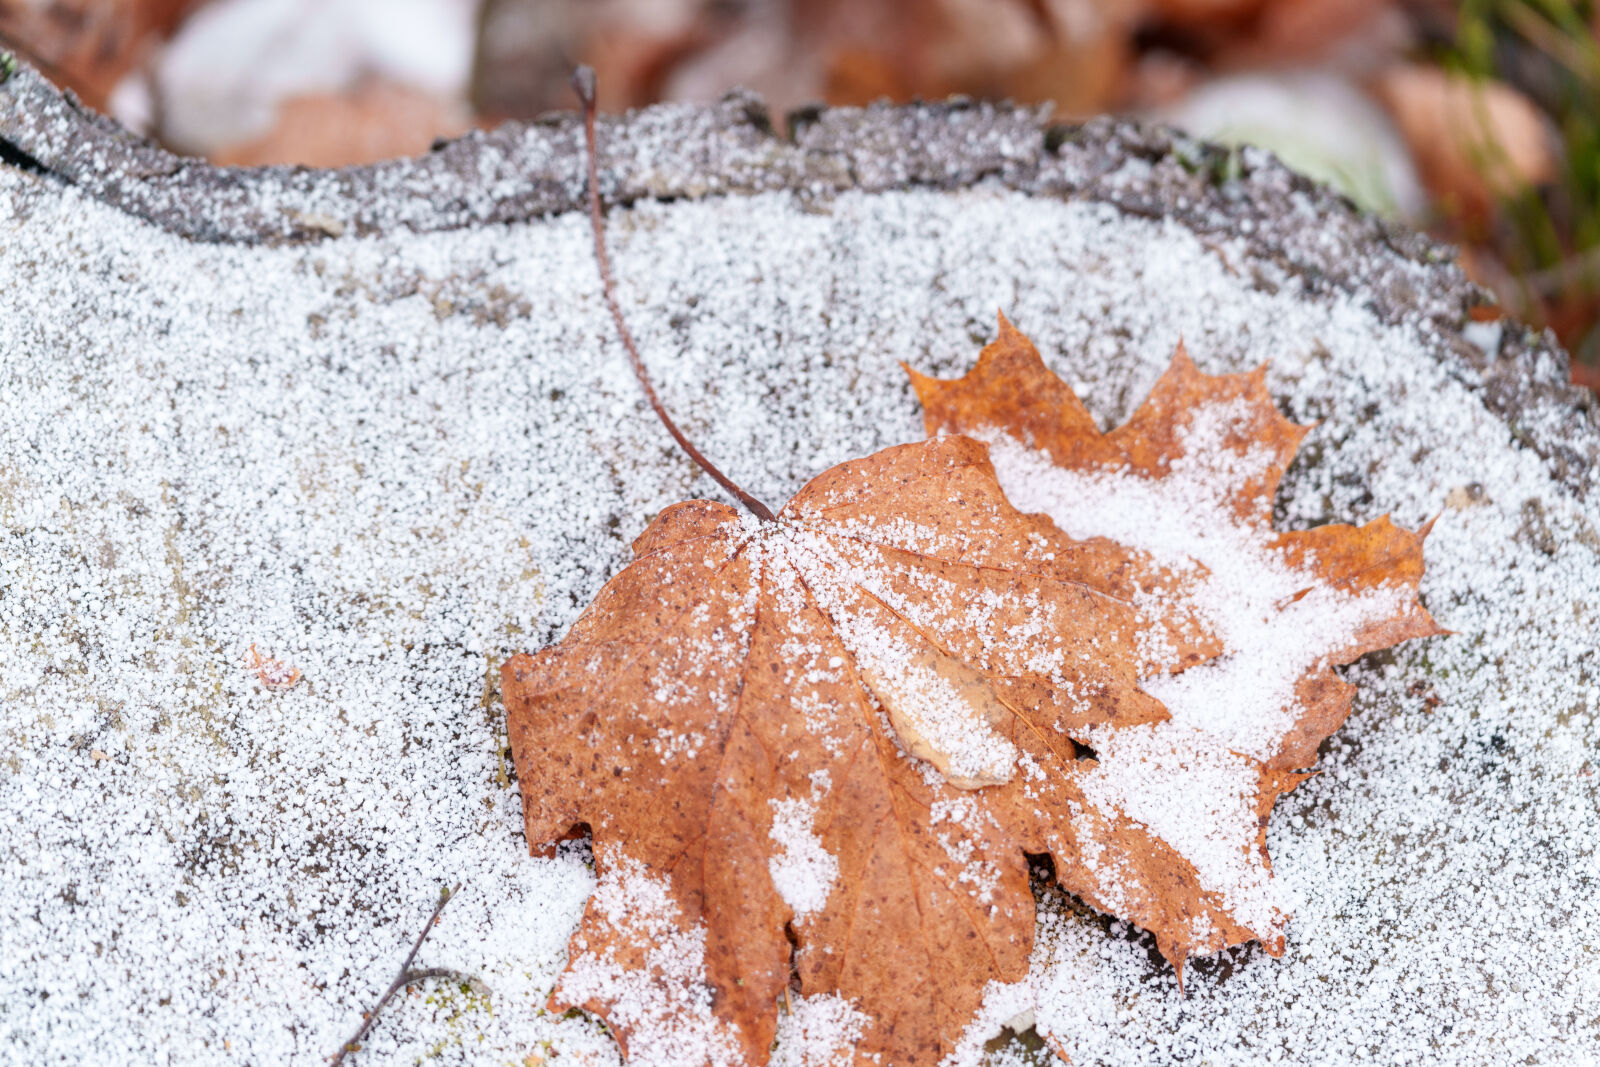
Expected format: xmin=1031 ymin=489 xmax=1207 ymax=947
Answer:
xmin=571 ymin=65 xmax=776 ymax=523
xmin=328 ymin=883 xmax=463 ymax=1065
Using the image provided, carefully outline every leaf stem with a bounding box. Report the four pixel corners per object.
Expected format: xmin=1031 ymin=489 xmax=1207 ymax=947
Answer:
xmin=328 ymin=883 xmax=464 ymax=1065
xmin=571 ymin=66 xmax=776 ymax=524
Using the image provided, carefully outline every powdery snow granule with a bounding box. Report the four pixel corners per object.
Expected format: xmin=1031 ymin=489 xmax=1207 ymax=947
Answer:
xmin=0 ymin=128 xmax=1596 ymax=1067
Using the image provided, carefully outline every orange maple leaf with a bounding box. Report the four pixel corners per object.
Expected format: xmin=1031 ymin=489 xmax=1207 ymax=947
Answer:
xmin=503 ymin=317 xmax=1442 ymax=1065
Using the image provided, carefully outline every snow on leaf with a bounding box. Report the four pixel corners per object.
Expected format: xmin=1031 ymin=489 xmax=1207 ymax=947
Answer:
xmin=503 ymin=315 xmax=1443 ymax=1064
xmin=909 ymin=313 xmax=1445 ymax=977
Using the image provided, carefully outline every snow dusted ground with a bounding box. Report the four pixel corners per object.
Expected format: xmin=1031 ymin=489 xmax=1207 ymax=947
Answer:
xmin=0 ymin=132 xmax=1596 ymax=1065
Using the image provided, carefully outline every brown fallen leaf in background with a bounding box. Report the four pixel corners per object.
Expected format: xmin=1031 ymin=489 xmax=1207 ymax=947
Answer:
xmin=0 ymin=0 xmax=200 ymax=110
xmin=504 ymin=317 xmax=1442 ymax=1064
xmin=1375 ymin=63 xmax=1557 ymax=226
xmin=470 ymin=0 xmax=1143 ymax=122
xmin=211 ymin=81 xmax=473 ymax=169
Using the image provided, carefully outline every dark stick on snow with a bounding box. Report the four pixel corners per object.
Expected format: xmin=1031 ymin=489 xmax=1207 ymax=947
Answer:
xmin=571 ymin=65 xmax=777 ymax=524
xmin=328 ymin=883 xmax=464 ymax=1065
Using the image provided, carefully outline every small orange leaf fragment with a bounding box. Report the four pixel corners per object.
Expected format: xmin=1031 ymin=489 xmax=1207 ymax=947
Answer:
xmin=245 ymin=644 xmax=302 ymax=690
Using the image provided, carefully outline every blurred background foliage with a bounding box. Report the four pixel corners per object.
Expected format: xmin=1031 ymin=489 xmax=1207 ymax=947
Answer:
xmin=2 ymin=0 xmax=1597 ymax=386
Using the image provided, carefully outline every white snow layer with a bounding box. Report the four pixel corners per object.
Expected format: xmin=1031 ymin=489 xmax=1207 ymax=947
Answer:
xmin=767 ymin=794 xmax=837 ymax=920
xmin=563 ymin=855 xmax=745 ymax=1067
xmin=0 ymin=164 xmax=1595 ymax=1067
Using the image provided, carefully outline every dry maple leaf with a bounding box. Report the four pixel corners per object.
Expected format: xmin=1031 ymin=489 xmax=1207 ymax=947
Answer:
xmin=504 ymin=320 xmax=1443 ymax=1066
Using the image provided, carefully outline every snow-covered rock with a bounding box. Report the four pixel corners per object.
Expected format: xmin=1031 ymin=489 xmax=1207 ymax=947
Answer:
xmin=0 ymin=60 xmax=1596 ymax=1065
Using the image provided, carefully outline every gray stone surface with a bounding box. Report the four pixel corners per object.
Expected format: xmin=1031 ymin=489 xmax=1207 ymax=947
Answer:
xmin=3 ymin=59 xmax=1593 ymax=498
xmin=1 ymin=57 xmax=1596 ymax=1065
